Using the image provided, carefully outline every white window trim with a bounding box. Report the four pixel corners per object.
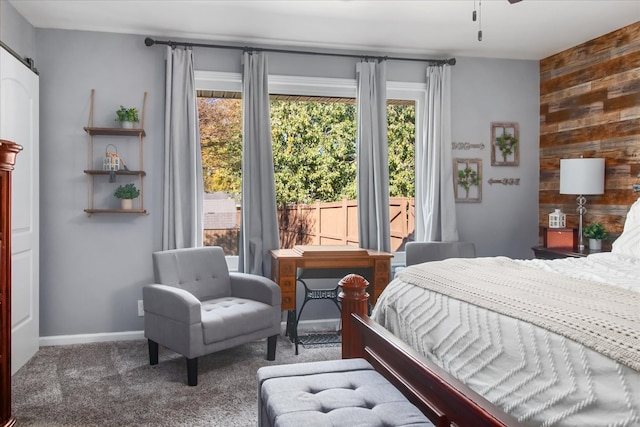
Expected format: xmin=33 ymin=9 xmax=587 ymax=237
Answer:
xmin=195 ymin=70 xmax=426 ymax=105
xmin=195 ymin=70 xmax=426 ymax=266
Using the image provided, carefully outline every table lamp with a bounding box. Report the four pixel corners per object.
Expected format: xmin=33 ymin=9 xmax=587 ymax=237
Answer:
xmin=559 ymin=158 xmax=605 ymax=250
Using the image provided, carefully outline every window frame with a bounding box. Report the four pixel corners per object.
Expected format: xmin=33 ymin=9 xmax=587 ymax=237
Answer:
xmin=195 ymin=70 xmax=426 ymax=268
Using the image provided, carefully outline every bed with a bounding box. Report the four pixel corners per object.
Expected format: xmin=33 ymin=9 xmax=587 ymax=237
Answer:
xmin=342 ymin=198 xmax=640 ymax=427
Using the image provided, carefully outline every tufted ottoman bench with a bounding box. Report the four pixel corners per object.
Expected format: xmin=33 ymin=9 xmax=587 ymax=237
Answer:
xmin=257 ymin=358 xmax=434 ymax=427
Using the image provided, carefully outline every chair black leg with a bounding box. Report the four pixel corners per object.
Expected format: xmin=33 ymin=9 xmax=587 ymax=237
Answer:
xmin=186 ymin=357 xmax=198 ymax=386
xmin=148 ymin=339 xmax=159 ymax=365
xmin=267 ymin=334 xmax=277 ymax=361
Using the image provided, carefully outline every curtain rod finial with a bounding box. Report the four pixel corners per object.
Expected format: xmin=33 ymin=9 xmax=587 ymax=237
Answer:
xmin=144 ymin=37 xmax=155 ymax=47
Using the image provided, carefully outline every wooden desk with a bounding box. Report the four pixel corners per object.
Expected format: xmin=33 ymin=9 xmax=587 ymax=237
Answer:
xmin=270 ymin=245 xmax=393 ymax=311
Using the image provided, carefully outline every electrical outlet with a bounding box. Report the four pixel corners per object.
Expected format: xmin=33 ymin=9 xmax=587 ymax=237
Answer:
xmin=138 ymin=300 xmax=144 ymax=317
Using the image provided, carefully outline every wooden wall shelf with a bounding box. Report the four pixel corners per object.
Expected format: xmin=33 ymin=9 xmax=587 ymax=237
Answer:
xmin=83 ymin=127 xmax=146 ymax=137
xmin=84 ymin=170 xmax=146 ymax=176
xmin=84 ymin=89 xmax=148 ymax=215
xmin=84 ymin=209 xmax=148 ymax=215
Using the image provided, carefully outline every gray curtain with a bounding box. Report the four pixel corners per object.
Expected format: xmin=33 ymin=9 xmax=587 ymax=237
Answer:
xmin=415 ymin=65 xmax=458 ymax=242
xmin=238 ymin=51 xmax=280 ymax=277
xmin=162 ymin=46 xmax=203 ymax=250
xmin=356 ymin=60 xmax=391 ymax=253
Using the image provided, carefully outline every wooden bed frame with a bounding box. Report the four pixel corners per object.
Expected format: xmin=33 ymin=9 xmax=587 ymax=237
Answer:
xmin=338 ymin=274 xmax=526 ymax=427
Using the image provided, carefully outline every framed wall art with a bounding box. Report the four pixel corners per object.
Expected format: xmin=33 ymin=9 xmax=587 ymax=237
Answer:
xmin=454 ymin=158 xmax=482 ymax=203
xmin=491 ymin=122 xmax=519 ymax=166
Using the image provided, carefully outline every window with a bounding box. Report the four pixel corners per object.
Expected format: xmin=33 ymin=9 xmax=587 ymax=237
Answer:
xmin=198 ymin=96 xmax=242 ymax=255
xmin=196 ymin=71 xmax=424 ymax=256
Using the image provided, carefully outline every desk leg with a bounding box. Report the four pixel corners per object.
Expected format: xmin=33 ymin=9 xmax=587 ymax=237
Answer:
xmin=285 ymin=309 xmax=297 ymax=345
xmin=372 ymin=258 xmax=391 ymax=305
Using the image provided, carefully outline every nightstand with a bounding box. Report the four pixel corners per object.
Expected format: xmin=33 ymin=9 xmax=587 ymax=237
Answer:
xmin=531 ymin=246 xmax=590 ymax=259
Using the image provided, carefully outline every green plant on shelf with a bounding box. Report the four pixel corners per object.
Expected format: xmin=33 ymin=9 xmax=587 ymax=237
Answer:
xmin=114 ymin=106 xmax=139 ymax=123
xmin=114 ymin=183 xmax=140 ymax=199
xmin=583 ymin=222 xmax=607 ymax=240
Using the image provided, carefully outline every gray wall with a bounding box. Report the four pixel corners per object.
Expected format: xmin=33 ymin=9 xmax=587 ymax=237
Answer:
xmin=452 ymin=57 xmax=539 ymax=257
xmin=36 ymin=30 xmax=165 ymax=336
xmin=31 ymin=26 xmax=538 ymax=337
xmin=0 ymin=0 xmax=36 ymax=59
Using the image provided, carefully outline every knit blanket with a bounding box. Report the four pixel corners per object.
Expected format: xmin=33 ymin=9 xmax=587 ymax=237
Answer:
xmin=396 ymin=256 xmax=640 ymax=372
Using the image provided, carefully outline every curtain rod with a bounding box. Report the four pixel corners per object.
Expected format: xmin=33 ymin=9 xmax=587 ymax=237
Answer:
xmin=144 ymin=37 xmax=456 ymax=66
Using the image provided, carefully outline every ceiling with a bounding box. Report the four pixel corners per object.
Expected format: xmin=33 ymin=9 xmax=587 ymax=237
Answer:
xmin=9 ymin=0 xmax=640 ymax=61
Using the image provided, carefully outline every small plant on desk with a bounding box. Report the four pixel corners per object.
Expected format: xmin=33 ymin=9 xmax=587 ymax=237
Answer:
xmin=583 ymin=222 xmax=607 ymax=251
xmin=583 ymin=222 xmax=607 ymax=240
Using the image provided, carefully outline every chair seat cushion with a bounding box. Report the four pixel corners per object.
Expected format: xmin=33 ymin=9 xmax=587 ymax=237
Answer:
xmin=201 ymin=297 xmax=275 ymax=344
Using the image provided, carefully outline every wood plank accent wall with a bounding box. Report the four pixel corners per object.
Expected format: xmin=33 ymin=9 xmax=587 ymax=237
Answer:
xmin=539 ymin=22 xmax=640 ymax=239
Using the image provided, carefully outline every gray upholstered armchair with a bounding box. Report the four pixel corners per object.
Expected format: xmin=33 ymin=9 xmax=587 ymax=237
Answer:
xmin=143 ymin=246 xmax=281 ymax=386
xmin=405 ymin=241 xmax=476 ymax=266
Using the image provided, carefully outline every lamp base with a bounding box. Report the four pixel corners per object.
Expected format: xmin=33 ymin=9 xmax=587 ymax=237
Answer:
xmin=576 ymin=194 xmax=587 ymax=252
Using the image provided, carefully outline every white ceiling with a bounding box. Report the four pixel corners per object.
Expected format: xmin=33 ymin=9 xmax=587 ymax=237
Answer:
xmin=9 ymin=0 xmax=640 ymax=61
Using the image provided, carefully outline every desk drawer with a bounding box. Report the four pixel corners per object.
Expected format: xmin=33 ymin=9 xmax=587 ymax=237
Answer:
xmin=281 ymin=293 xmax=295 ymax=311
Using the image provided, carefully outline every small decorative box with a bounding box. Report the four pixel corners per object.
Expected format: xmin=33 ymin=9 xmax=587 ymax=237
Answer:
xmin=543 ymin=228 xmax=577 ymax=249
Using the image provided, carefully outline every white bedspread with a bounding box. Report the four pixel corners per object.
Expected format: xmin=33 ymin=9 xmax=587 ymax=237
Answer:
xmin=517 ymin=252 xmax=640 ymax=292
xmin=371 ymin=252 xmax=640 ymax=427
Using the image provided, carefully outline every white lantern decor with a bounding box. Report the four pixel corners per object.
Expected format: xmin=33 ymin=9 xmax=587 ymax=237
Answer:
xmin=548 ymin=208 xmax=566 ymax=228
xmin=103 ymin=144 xmax=121 ymax=171
xmin=102 ymin=156 xmax=121 ymax=171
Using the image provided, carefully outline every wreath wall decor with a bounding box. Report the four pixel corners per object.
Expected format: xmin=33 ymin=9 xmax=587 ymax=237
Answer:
xmin=491 ymin=122 xmax=519 ymax=166
xmin=454 ymin=158 xmax=482 ymax=203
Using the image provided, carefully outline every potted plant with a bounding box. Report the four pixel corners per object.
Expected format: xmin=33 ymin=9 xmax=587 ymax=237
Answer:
xmin=583 ymin=222 xmax=607 ymax=251
xmin=495 ymin=133 xmax=518 ymax=162
xmin=114 ymin=106 xmax=139 ymax=129
xmin=457 ymin=166 xmax=480 ymax=198
xmin=114 ymin=183 xmax=140 ymax=210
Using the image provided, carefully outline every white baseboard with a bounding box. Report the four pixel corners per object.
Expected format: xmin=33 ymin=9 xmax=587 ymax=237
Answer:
xmin=38 ymin=317 xmax=341 ymax=347
xmin=39 ymin=330 xmax=145 ymax=346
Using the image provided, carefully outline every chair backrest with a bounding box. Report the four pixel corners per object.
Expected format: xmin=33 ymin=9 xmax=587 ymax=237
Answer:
xmin=152 ymin=246 xmax=231 ymax=301
xmin=405 ymin=241 xmax=476 ymax=267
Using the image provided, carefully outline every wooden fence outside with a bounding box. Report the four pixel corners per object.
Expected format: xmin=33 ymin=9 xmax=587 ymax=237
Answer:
xmin=204 ymin=197 xmax=415 ymax=254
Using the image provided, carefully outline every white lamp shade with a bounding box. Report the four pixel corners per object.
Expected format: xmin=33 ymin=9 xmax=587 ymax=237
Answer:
xmin=559 ymin=158 xmax=605 ymax=195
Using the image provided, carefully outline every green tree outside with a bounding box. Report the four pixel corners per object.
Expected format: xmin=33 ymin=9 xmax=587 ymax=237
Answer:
xmin=198 ymin=98 xmax=242 ymax=199
xmin=271 ymin=100 xmax=358 ymax=205
xmin=198 ymin=97 xmax=415 ymax=206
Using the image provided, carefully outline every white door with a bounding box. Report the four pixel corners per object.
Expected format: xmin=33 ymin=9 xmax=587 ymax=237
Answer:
xmin=0 ymin=47 xmax=40 ymax=374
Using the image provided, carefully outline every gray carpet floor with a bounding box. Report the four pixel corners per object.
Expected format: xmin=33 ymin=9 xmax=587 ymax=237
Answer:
xmin=11 ymin=334 xmax=341 ymax=426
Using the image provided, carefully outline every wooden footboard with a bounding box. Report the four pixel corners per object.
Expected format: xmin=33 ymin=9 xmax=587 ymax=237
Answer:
xmin=339 ymin=274 xmax=525 ymax=427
